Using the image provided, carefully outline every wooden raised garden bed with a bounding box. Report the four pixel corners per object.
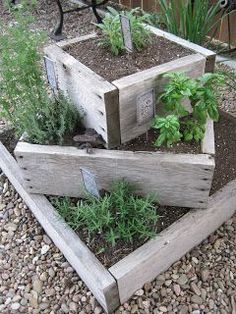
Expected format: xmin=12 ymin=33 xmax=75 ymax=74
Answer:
xmin=14 ymin=26 xmax=217 ymax=209
xmin=14 ymin=116 xmax=215 ymax=209
xmin=44 ymin=26 xmax=216 ymax=148
xmin=1 ymin=140 xmax=236 ymax=313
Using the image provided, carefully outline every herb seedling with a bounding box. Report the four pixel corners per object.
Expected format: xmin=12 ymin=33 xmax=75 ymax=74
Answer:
xmin=153 ymin=72 xmax=224 ymax=147
xmin=97 ymin=7 xmax=152 ymax=55
xmin=53 ymin=180 xmax=159 ymax=247
xmin=153 ymin=115 xmax=182 ymax=147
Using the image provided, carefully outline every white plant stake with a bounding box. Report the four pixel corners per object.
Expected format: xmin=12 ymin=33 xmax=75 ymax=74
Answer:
xmin=120 ymin=14 xmax=133 ymax=52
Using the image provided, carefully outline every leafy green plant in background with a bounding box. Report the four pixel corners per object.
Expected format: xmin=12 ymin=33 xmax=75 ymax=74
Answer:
xmin=0 ymin=6 xmax=80 ymax=144
xmin=153 ymin=72 xmax=225 ymax=147
xmin=53 ymin=180 xmax=159 ymax=247
xmin=158 ymin=0 xmax=220 ymax=45
xmin=97 ymin=6 xmax=152 ymax=55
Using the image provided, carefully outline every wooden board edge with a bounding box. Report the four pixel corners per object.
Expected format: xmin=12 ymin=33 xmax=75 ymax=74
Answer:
xmin=56 ymin=32 xmax=97 ymax=48
xmin=201 ymin=119 xmax=215 ymax=155
xmin=44 ymin=41 xmax=117 ymax=94
xmin=109 ymin=178 xmax=236 ymax=303
xmin=14 ymin=140 xmax=215 ymax=167
xmin=112 ymin=53 xmax=206 ymax=88
xmin=147 ymin=25 xmax=216 ymax=58
xmin=0 ymin=141 xmax=120 ymax=313
xmin=104 ymin=89 xmax=121 ymax=148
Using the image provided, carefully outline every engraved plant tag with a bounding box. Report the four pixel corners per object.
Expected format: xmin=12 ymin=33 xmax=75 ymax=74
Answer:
xmin=120 ymin=15 xmax=133 ymax=52
xmin=44 ymin=56 xmax=57 ymax=90
xmin=80 ymin=168 xmax=100 ymax=198
xmin=137 ymin=89 xmax=155 ymax=125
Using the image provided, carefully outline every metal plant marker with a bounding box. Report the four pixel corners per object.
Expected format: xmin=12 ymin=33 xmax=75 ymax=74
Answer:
xmin=80 ymin=167 xmax=100 ymax=197
xmin=120 ymin=14 xmax=133 ymax=52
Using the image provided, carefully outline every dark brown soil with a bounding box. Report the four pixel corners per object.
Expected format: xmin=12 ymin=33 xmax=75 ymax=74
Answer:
xmin=64 ymin=35 xmax=192 ymax=82
xmin=117 ymin=127 xmax=201 ymax=154
xmin=210 ymin=110 xmax=236 ymax=194
xmin=77 ymin=205 xmax=189 ymax=268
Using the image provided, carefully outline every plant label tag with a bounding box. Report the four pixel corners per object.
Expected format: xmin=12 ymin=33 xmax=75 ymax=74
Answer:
xmin=137 ymin=89 xmax=155 ymax=125
xmin=120 ymin=15 xmax=133 ymax=52
xmin=80 ymin=168 xmax=100 ymax=198
xmin=44 ymin=56 xmax=57 ymax=90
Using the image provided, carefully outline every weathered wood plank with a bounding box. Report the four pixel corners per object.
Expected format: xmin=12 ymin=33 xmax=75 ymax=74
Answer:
xmin=56 ymin=32 xmax=97 ymax=48
xmin=147 ymin=25 xmax=216 ymax=73
xmin=112 ymin=54 xmax=206 ymax=144
xmin=44 ymin=37 xmax=121 ymax=148
xmin=109 ymin=178 xmax=236 ymax=304
xmin=0 ymin=142 xmax=120 ymax=313
xmin=201 ymin=119 xmax=215 ymax=155
xmin=15 ymin=142 xmax=214 ymax=208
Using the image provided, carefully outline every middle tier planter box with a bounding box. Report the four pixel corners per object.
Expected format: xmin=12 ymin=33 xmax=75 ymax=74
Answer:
xmin=44 ymin=27 xmax=216 ymax=148
xmin=14 ymin=117 xmax=215 ymax=209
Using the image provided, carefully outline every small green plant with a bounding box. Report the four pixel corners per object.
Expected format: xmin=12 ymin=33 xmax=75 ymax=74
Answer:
xmin=97 ymin=7 xmax=152 ymax=55
xmin=0 ymin=7 xmax=80 ymax=144
xmin=53 ymin=180 xmax=159 ymax=247
xmin=158 ymin=0 xmax=221 ymax=45
xmin=152 ymin=115 xmax=181 ymax=147
xmin=153 ymin=72 xmax=224 ymax=147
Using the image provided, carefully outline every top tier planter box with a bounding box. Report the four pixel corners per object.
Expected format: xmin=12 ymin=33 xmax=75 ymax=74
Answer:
xmin=44 ymin=26 xmax=216 ymax=148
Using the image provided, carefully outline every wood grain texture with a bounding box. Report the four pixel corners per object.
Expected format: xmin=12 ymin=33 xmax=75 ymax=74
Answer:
xmin=109 ymin=178 xmax=236 ymax=303
xmin=44 ymin=35 xmax=121 ymax=148
xmin=15 ymin=142 xmax=214 ymax=208
xmin=201 ymin=119 xmax=215 ymax=155
xmin=147 ymin=25 xmax=216 ymax=73
xmin=0 ymin=142 xmax=120 ymax=313
xmin=112 ymin=54 xmax=206 ymax=144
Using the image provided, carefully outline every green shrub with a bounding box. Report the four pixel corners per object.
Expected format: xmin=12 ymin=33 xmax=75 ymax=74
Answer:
xmin=153 ymin=72 xmax=224 ymax=147
xmin=158 ymin=0 xmax=220 ymax=45
xmin=53 ymin=180 xmax=159 ymax=246
xmin=0 ymin=8 xmax=80 ymax=144
xmin=97 ymin=7 xmax=152 ymax=55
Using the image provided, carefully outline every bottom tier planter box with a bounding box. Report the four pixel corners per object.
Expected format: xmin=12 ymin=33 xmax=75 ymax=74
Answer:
xmin=14 ymin=119 xmax=215 ymax=209
xmin=0 ymin=141 xmax=236 ymax=313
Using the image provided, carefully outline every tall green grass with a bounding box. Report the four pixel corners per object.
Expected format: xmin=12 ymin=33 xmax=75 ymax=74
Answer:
xmin=158 ymin=0 xmax=221 ymax=45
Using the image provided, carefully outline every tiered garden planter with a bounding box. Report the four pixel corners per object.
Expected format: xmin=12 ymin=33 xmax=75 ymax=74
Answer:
xmin=14 ymin=26 xmax=217 ymax=209
xmin=14 ymin=119 xmax=215 ymax=208
xmin=44 ymin=26 xmax=216 ymax=148
xmin=1 ymin=141 xmax=236 ymax=313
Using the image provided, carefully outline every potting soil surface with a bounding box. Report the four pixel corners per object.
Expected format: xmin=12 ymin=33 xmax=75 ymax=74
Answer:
xmin=117 ymin=127 xmax=201 ymax=154
xmin=64 ymin=35 xmax=193 ymax=82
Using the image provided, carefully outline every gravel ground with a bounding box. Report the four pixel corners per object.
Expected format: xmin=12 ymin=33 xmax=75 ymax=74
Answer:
xmin=1 ymin=2 xmax=236 ymax=313
xmin=0 ymin=176 xmax=236 ymax=314
xmin=218 ymin=64 xmax=236 ymax=117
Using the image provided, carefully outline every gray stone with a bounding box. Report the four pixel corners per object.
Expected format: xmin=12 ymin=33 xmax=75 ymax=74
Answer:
xmin=178 ymin=274 xmax=188 ymax=286
xmin=191 ymin=294 xmax=203 ymax=305
xmin=11 ymin=302 xmax=20 ymax=310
